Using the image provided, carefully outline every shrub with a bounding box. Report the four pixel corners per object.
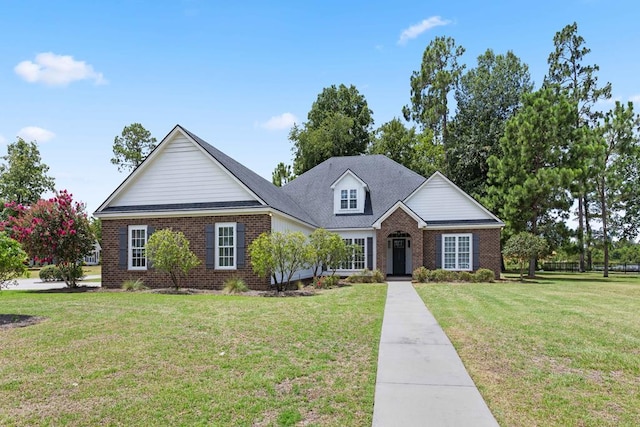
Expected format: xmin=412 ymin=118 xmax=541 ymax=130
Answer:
xmin=430 ymin=269 xmax=458 ymax=282
xmin=458 ymin=271 xmax=474 ymax=282
xmin=413 ymin=266 xmax=430 ymax=283
xmin=346 ymin=269 xmax=374 ymax=283
xmin=39 ymin=265 xmax=62 ymax=282
xmin=121 ymin=278 xmax=148 ymax=291
xmin=223 ymin=277 xmax=248 ymax=294
xmin=474 ymin=268 xmax=496 ymax=283
xmin=371 ymin=269 xmax=385 ymax=283
xmin=0 ymin=232 xmax=28 ymax=289
xmin=315 ymin=275 xmax=340 ymax=289
xmin=145 ymin=228 xmax=200 ymax=290
xmin=59 ymin=263 xmax=84 ymax=284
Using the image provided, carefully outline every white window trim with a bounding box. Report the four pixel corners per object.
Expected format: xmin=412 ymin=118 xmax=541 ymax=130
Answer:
xmin=215 ymin=222 xmax=237 ymax=270
xmin=341 ymin=237 xmax=366 ymax=271
xmin=128 ymin=225 xmax=148 ymax=271
xmin=442 ymin=233 xmax=472 ymax=271
xmin=340 ymin=188 xmax=359 ymax=211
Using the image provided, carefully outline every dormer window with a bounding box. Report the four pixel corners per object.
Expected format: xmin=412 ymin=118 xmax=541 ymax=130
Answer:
xmin=341 ymin=189 xmax=357 ymax=210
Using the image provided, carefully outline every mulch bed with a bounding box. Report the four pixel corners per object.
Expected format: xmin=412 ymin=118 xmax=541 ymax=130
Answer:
xmin=0 ymin=314 xmax=47 ymax=329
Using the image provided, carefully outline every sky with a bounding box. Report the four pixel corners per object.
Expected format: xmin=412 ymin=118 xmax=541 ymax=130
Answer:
xmin=1 ymin=0 xmax=639 ymax=216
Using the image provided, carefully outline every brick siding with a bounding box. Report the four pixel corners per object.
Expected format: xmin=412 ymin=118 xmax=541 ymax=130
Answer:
xmin=102 ymin=214 xmax=271 ymax=290
xmin=423 ymin=227 xmax=502 ymax=279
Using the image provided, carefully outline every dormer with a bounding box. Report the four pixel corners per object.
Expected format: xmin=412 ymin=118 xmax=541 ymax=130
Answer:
xmin=330 ymin=169 xmax=368 ymax=215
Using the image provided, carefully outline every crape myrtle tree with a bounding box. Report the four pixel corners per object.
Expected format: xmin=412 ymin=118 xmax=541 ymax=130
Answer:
xmin=487 ymin=87 xmax=576 ymax=277
xmin=306 ymin=228 xmax=350 ymax=280
xmin=249 ymin=231 xmax=309 ymax=292
xmin=146 ymin=228 xmax=200 ymax=290
xmin=447 ymin=49 xmax=533 ymax=199
xmin=2 ymin=190 xmax=94 ymax=287
xmin=111 ymin=123 xmax=158 ymax=173
xmin=0 ymin=232 xmax=28 ymax=290
xmin=502 ymin=232 xmax=549 ymax=280
xmin=546 ymin=22 xmax=612 ymax=271
xmin=290 ymin=84 xmax=373 ymax=175
xmin=0 ymin=137 xmax=55 ymax=207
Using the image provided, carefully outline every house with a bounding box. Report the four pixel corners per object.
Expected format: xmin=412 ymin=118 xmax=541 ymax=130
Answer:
xmin=83 ymin=241 xmax=102 ymax=265
xmin=94 ymin=125 xmax=504 ymax=289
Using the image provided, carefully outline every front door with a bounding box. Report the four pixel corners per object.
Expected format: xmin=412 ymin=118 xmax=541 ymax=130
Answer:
xmin=392 ymin=239 xmax=406 ymax=275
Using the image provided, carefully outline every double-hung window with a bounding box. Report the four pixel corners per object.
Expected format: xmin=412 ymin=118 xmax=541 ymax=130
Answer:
xmin=340 ymin=189 xmax=358 ymax=210
xmin=129 ymin=225 xmax=148 ymax=270
xmin=341 ymin=237 xmax=366 ymax=270
xmin=216 ymin=223 xmax=236 ymax=269
xmin=443 ymin=234 xmax=471 ymax=270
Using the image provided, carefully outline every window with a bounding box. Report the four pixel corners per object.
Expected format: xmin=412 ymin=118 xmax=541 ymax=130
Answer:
xmin=129 ymin=225 xmax=147 ymax=270
xmin=341 ymin=238 xmax=366 ymax=270
xmin=216 ymin=223 xmax=236 ymax=269
xmin=443 ymin=234 xmax=471 ymax=270
xmin=340 ymin=189 xmax=357 ymax=210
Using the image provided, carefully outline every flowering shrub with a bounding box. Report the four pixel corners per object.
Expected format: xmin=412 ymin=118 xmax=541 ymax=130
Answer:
xmin=1 ymin=190 xmax=94 ymax=287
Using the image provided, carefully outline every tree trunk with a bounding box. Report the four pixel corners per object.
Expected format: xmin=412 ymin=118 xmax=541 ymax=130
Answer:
xmin=600 ymin=182 xmax=609 ymax=278
xmin=584 ymin=196 xmax=593 ymax=271
xmin=577 ymin=197 xmax=585 ymax=272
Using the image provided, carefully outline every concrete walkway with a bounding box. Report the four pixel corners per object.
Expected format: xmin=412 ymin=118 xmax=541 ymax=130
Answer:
xmin=372 ymin=282 xmax=498 ymax=427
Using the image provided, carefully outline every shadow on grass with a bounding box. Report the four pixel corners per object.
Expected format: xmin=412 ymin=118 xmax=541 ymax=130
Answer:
xmin=0 ymin=314 xmax=47 ymax=329
xmin=26 ymin=286 xmax=100 ymax=294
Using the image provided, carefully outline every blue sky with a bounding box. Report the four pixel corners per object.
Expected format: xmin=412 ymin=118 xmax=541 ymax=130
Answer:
xmin=1 ymin=0 xmax=639 ymax=215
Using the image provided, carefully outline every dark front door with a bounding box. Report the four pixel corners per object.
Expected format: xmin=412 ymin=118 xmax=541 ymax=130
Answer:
xmin=392 ymin=239 xmax=406 ymax=275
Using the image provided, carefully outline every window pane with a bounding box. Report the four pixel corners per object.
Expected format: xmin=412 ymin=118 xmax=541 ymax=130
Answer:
xmin=217 ymin=225 xmax=235 ymax=267
xmin=458 ymin=236 xmax=470 ymax=269
xmin=130 ymin=227 xmax=146 ymax=269
xmin=354 ymin=238 xmax=365 ymax=270
xmin=444 ymin=236 xmax=456 ymax=269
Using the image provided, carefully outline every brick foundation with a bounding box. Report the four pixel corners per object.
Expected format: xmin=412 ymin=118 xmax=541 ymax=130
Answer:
xmin=102 ymin=214 xmax=271 ymax=290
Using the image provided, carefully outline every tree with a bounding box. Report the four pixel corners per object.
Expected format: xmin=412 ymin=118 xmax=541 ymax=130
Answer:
xmin=146 ymin=228 xmax=200 ymax=289
xmin=402 ymin=36 xmax=465 ymax=147
xmin=447 ymin=49 xmax=533 ymax=198
xmin=2 ymin=190 xmax=94 ymax=287
xmin=487 ymin=88 xmax=576 ymax=277
xmin=0 ymin=138 xmax=55 ymax=206
xmin=90 ymin=217 xmax=102 ymax=243
xmin=593 ymin=101 xmax=640 ymax=277
xmin=503 ymin=232 xmax=548 ymax=280
xmin=271 ymin=162 xmax=295 ymax=187
xmin=248 ymin=231 xmax=309 ymax=292
xmin=306 ymin=228 xmax=347 ymax=279
xmin=546 ymin=22 xmax=612 ymax=271
xmin=111 ymin=123 xmax=158 ymax=172
xmin=291 ymin=84 xmax=373 ymax=175
xmin=369 ymin=119 xmax=443 ymax=177
xmin=0 ymin=232 xmax=28 ymax=290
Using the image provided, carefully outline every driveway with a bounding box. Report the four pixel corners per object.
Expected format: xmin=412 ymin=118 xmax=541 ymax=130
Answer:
xmin=5 ymin=275 xmax=101 ymax=291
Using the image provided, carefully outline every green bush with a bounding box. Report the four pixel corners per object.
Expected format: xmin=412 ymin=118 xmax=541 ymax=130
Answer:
xmin=413 ymin=266 xmax=430 ymax=283
xmin=430 ymin=269 xmax=459 ymax=282
xmin=39 ymin=265 xmax=62 ymax=282
xmin=346 ymin=269 xmax=374 ymax=283
xmin=59 ymin=263 xmax=84 ymax=285
xmin=223 ymin=277 xmax=248 ymax=294
xmin=474 ymin=268 xmax=496 ymax=283
xmin=315 ymin=275 xmax=340 ymax=289
xmin=121 ymin=278 xmax=148 ymax=291
xmin=458 ymin=271 xmax=474 ymax=282
xmin=371 ymin=269 xmax=385 ymax=283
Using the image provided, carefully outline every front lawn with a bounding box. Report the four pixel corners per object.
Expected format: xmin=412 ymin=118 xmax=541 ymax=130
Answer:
xmin=415 ymin=272 xmax=640 ymax=426
xmin=1 ymin=284 xmax=386 ymax=426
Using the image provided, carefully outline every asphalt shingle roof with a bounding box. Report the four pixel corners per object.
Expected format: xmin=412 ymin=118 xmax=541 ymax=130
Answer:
xmin=281 ymin=155 xmax=427 ymax=229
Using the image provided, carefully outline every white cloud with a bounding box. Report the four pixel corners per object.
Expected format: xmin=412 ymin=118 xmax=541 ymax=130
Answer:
xmin=398 ymin=16 xmax=451 ymax=45
xmin=260 ymin=112 xmax=298 ymax=131
xmin=629 ymin=94 xmax=640 ymax=103
xmin=17 ymin=126 xmax=56 ymax=143
xmin=14 ymin=52 xmax=107 ymax=86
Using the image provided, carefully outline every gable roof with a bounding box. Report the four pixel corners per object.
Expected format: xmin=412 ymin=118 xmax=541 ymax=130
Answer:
xmin=96 ymin=125 xmax=316 ymax=226
xmin=281 ymin=155 xmax=426 ymax=229
xmin=330 ymin=169 xmax=369 ymax=190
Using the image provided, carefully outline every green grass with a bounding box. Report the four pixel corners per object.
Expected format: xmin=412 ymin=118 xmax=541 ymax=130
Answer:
xmin=0 ymin=284 xmax=386 ymax=426
xmin=415 ymin=272 xmax=640 ymax=426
